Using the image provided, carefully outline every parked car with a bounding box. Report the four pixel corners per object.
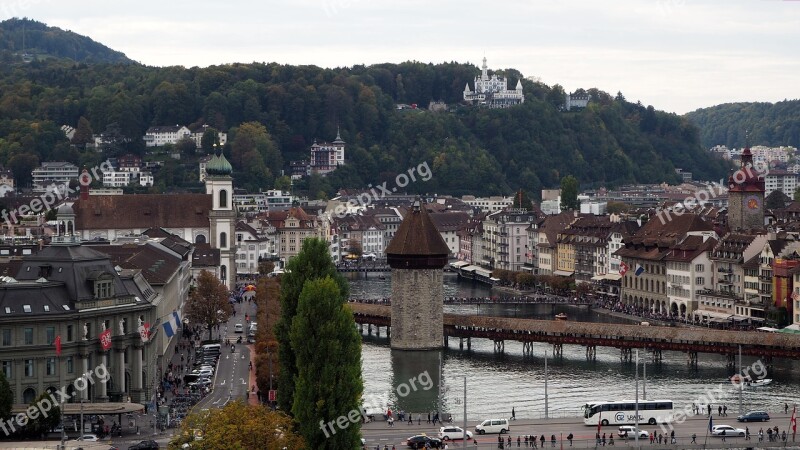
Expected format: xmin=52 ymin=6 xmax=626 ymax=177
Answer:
xmin=406 ymin=434 xmax=442 ymax=449
xmin=234 ymin=323 xmax=244 ymax=333
xmin=76 ymin=434 xmax=99 ymax=441
xmin=711 ymin=425 xmax=746 ymax=437
xmin=618 ymin=426 xmax=650 ymax=439
xmin=128 ymin=440 xmax=160 ymax=450
xmin=737 ymin=411 xmax=770 ymax=422
xmin=475 ymin=418 xmax=510 ymax=435
xmin=439 ymin=426 xmax=473 ymax=440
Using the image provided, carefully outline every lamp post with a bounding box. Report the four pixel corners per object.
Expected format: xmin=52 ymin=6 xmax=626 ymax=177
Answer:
xmin=544 ymin=349 xmax=549 ymax=420
xmin=634 ymin=349 xmax=639 ymax=448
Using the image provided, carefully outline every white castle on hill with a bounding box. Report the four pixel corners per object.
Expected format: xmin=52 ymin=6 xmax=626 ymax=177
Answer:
xmin=463 ymin=57 xmax=524 ymax=108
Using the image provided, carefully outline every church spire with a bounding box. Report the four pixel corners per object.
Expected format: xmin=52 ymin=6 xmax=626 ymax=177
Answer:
xmin=481 ymin=56 xmax=488 ymax=80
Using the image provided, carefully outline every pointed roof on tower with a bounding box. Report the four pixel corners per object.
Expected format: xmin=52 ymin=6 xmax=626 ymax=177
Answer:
xmin=333 ymin=126 xmax=345 ymax=144
xmin=386 ymin=197 xmax=449 ymax=269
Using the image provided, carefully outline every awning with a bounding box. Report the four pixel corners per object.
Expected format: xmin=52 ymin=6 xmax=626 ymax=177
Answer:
xmin=591 ymin=275 xmax=604 ymax=281
xmin=553 ymin=270 xmax=574 ymax=277
xmin=693 ymin=310 xmax=734 ymax=320
xmin=450 ymin=261 xmax=470 ymax=269
xmin=603 ymin=273 xmax=622 ymax=281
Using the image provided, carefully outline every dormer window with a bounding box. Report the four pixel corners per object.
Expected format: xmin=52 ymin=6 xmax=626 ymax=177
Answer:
xmin=89 ymin=271 xmax=115 ymax=299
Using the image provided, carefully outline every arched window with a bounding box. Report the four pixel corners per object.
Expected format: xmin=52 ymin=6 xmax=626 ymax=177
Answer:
xmin=219 ymin=189 xmax=228 ymax=209
xmin=195 ymin=234 xmax=206 ymax=244
xmin=220 ymin=232 xmax=227 ymax=248
xmin=220 ymin=265 xmax=227 ymax=281
xmin=23 ymin=387 xmax=37 ymax=404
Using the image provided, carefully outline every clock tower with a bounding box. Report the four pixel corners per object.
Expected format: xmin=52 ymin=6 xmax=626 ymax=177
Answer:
xmin=727 ymin=145 xmax=765 ymax=231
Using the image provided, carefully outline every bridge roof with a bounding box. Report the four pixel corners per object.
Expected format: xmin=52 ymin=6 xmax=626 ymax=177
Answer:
xmin=349 ymin=303 xmax=800 ymax=351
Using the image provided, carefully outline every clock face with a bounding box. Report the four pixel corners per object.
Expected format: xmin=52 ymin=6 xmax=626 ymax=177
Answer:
xmin=746 ymin=195 xmax=761 ymax=210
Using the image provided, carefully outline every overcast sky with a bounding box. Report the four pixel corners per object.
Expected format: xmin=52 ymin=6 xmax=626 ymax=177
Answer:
xmin=5 ymin=0 xmax=799 ymax=114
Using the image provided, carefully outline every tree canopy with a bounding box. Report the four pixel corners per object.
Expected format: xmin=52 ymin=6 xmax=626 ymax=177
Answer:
xmin=185 ymin=270 xmax=232 ymax=341
xmin=560 ymin=175 xmax=579 ymax=211
xmin=274 ymin=238 xmax=348 ymax=413
xmin=290 ymin=277 xmax=363 ymax=450
xmin=169 ymin=401 xmax=305 ymax=450
xmin=686 ymin=100 xmax=800 ymax=149
xmin=0 ymin=42 xmax=731 ymax=194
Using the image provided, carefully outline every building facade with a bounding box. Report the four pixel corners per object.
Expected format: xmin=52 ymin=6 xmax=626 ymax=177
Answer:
xmin=463 ymin=58 xmax=524 ymax=108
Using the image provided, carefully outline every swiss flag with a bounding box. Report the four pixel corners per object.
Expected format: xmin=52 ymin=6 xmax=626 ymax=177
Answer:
xmin=139 ymin=323 xmax=151 ymax=343
xmin=619 ymin=262 xmax=629 ymax=276
xmin=54 ymin=335 xmax=62 ymax=356
xmin=99 ymin=328 xmax=112 ymax=351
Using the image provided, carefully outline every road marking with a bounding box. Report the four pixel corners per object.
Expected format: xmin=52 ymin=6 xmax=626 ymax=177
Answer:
xmin=220 ymin=380 xmax=226 ymax=385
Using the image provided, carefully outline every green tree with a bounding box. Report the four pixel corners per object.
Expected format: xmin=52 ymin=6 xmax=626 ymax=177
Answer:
xmin=511 ymin=188 xmax=533 ymax=211
xmin=274 ymin=238 xmax=348 ymax=413
xmin=200 ymin=128 xmax=220 ymax=152
xmin=560 ymin=175 xmax=579 ymax=211
xmin=290 ymin=277 xmax=362 ymax=450
xmin=25 ymin=392 xmax=61 ymax=438
xmin=0 ymin=371 xmax=12 ymax=423
xmin=793 ymin=186 xmax=800 ymax=202
xmin=185 ymin=270 xmax=232 ymax=341
xmin=7 ymin=153 xmax=39 ymax=187
xmin=71 ymin=116 xmax=94 ymax=147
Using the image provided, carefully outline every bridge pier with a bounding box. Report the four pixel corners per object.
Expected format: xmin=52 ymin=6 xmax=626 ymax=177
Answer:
xmin=459 ymin=338 xmax=464 ymax=350
xmin=444 ymin=335 xmax=448 ymax=347
xmin=651 ymin=349 xmax=662 ymax=362
xmin=620 ymin=348 xmax=632 ymax=362
xmin=726 ymin=353 xmax=736 ymax=368
xmin=523 ymin=342 xmax=534 ymax=356
xmin=493 ymin=340 xmax=505 ymax=354
xmin=387 ymin=326 xmax=390 ymax=338
xmin=367 ymin=324 xmax=372 ymax=335
xmin=586 ymin=345 xmax=596 ymax=361
xmin=376 ymin=326 xmax=380 ymax=337
xmin=467 ymin=337 xmax=471 ymax=350
xmin=552 ymin=343 xmax=563 ymax=358
xmin=687 ymin=351 xmax=698 ymax=367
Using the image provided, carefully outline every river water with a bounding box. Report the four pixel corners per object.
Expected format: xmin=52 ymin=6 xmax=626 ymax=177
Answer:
xmin=349 ymin=272 xmax=800 ymax=421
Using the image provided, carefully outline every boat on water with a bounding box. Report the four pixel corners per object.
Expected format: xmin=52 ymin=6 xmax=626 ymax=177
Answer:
xmin=555 ymin=313 xmax=568 ymax=321
xmin=730 ymin=374 xmax=773 ymax=387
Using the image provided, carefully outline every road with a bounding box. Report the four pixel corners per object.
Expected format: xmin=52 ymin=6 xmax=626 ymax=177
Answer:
xmin=195 ymin=299 xmax=255 ymax=410
xmin=360 ymin=413 xmax=798 ymax=449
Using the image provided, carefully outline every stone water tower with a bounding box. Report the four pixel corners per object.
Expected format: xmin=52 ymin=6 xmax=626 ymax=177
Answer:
xmin=386 ymin=198 xmax=450 ymax=350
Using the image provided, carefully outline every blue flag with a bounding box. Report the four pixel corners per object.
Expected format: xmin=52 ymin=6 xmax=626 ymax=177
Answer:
xmin=163 ymin=311 xmax=180 ymax=338
xmin=635 ymin=264 xmax=645 ymax=277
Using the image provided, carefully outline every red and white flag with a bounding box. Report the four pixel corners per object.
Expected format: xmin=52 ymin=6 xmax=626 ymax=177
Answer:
xmin=791 ymin=405 xmax=796 ymax=437
xmin=619 ymin=262 xmax=629 ymax=277
xmin=99 ymin=328 xmax=112 ymax=351
xmin=138 ymin=322 xmax=151 ymax=343
xmin=54 ymin=335 xmax=62 ymax=356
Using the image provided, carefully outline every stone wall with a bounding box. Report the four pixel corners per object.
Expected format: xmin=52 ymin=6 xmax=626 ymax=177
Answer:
xmin=390 ymin=268 xmax=443 ymax=350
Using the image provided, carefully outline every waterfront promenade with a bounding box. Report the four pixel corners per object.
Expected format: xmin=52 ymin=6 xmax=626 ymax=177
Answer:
xmin=361 ymin=413 xmax=800 ymax=449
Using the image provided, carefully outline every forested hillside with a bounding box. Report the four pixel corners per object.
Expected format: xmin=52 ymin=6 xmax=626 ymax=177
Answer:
xmin=0 ymin=18 xmax=133 ymax=64
xmin=0 ymin=33 xmax=731 ymax=197
xmin=685 ymin=101 xmax=800 ymax=149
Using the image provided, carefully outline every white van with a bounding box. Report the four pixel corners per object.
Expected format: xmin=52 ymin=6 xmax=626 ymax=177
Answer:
xmin=475 ymin=418 xmax=510 ymax=435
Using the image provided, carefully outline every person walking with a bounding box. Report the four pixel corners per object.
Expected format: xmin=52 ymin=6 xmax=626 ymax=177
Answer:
xmin=596 ymin=432 xmax=601 ymax=446
xmin=517 ymin=435 xmax=521 ymax=447
xmin=759 ymin=428 xmax=764 ymax=442
xmin=718 ymin=405 xmax=722 ymax=416
xmin=745 ymin=427 xmax=750 ymax=440
xmin=540 ymin=434 xmax=545 ymax=448
xmin=721 ymin=429 xmax=726 ymax=443
xmin=602 ymin=432 xmax=607 ymax=446
xmin=427 ymin=412 xmax=431 ymax=424
xmin=512 ymin=407 xmax=516 ymax=420
xmin=567 ymin=433 xmax=573 ymax=447
xmin=550 ymin=435 xmax=556 ymax=448
xmin=691 ymin=433 xmax=696 ymax=444
xmin=785 ymin=403 xmax=789 ymax=414
xmin=609 ymin=435 xmax=614 ymax=446
xmin=533 ymin=434 xmax=538 ymax=448
xmin=722 ymin=405 xmax=727 ymax=416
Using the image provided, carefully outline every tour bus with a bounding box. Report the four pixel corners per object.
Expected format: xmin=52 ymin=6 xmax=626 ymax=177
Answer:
xmin=583 ymin=400 xmax=674 ymax=426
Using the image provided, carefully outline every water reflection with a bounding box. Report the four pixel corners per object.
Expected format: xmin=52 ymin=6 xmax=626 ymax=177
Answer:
xmin=390 ymin=350 xmax=441 ymax=414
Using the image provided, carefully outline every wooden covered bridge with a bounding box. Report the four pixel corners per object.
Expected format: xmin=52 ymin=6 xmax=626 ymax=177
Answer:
xmin=348 ymin=303 xmax=800 ymax=364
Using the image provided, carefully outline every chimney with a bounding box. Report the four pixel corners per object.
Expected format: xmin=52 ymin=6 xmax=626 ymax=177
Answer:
xmin=80 ymin=169 xmax=90 ymax=201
